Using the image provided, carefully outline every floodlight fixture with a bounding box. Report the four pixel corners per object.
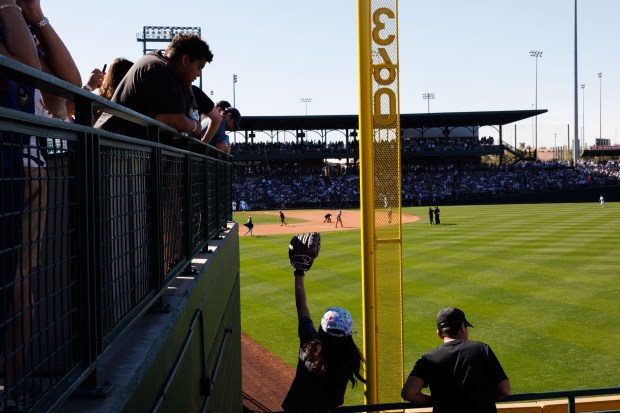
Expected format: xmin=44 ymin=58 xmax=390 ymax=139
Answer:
xmin=422 ymin=93 xmax=435 ymax=113
xmin=530 ymin=50 xmax=543 ymax=157
xmin=301 ymin=98 xmax=312 ymax=116
xmin=137 ymin=26 xmax=201 ymax=41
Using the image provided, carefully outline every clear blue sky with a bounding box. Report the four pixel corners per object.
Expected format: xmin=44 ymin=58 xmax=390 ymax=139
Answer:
xmin=46 ymin=0 xmax=619 ymax=149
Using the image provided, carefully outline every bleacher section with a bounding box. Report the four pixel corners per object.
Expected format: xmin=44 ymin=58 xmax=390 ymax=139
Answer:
xmin=233 ymin=151 xmax=620 ymax=209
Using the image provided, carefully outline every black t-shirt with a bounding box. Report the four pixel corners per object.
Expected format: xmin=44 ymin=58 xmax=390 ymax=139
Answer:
xmin=409 ymin=339 xmax=508 ymax=413
xmin=95 ymin=51 xmax=191 ymax=138
xmin=282 ymin=316 xmax=349 ymax=413
xmin=190 ymin=85 xmax=215 ymax=115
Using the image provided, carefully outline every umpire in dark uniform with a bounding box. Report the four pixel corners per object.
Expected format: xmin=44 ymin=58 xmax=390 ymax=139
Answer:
xmin=401 ymin=307 xmax=510 ymax=412
xmin=433 ymin=206 xmax=440 ymax=225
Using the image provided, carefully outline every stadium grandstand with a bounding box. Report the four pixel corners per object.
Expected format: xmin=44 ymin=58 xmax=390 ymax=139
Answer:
xmin=2 ymin=55 xmax=620 ymax=411
xmin=231 ymin=110 xmax=620 ymax=210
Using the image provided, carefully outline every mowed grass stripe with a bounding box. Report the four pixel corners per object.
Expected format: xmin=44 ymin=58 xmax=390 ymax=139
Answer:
xmin=406 ymin=203 xmax=620 ymax=392
xmin=240 ymin=203 xmax=620 ymax=404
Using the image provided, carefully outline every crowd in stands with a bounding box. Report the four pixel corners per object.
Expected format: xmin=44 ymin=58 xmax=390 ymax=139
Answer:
xmin=231 ymin=140 xmax=351 ymax=155
xmin=233 ymin=160 xmax=620 ymax=209
xmin=231 ymin=135 xmax=497 ymax=156
xmin=401 ymin=136 xmax=493 ymax=153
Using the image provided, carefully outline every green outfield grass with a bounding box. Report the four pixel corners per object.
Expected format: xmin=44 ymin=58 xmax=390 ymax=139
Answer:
xmin=239 ymin=203 xmax=620 ymax=405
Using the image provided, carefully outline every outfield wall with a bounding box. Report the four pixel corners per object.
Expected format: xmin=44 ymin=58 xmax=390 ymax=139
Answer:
xmin=446 ymin=184 xmax=620 ymax=206
xmin=57 ymin=225 xmax=241 ymax=413
xmin=358 ymin=395 xmax=620 ymax=412
xmin=404 ymin=395 xmax=620 ymax=412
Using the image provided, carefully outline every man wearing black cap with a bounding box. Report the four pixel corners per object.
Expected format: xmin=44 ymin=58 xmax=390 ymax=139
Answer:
xmin=401 ymin=307 xmax=510 ymax=412
xmin=200 ymin=104 xmax=240 ymax=154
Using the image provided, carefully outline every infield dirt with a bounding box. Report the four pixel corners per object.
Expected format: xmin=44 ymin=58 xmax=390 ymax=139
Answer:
xmin=236 ymin=208 xmax=420 ymax=236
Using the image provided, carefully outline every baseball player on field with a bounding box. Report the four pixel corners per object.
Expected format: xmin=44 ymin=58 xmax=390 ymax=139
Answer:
xmin=335 ymin=209 xmax=343 ymax=228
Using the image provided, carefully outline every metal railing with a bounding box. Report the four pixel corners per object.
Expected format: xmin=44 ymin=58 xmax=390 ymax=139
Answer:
xmin=278 ymin=386 xmax=620 ymax=413
xmin=0 ymin=56 xmax=232 ymax=411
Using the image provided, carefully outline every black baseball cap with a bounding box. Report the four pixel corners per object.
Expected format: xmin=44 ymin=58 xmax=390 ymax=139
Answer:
xmin=225 ymin=107 xmax=241 ymax=131
xmin=436 ymin=307 xmax=474 ymax=329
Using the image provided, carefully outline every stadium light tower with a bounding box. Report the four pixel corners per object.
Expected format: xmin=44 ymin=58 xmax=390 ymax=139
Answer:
xmin=233 ymin=74 xmax=238 ymax=143
xmin=530 ymin=50 xmax=542 ymax=158
xmin=422 ymin=92 xmax=435 ymax=113
xmin=233 ymin=74 xmax=238 ymax=107
xmin=301 ymin=97 xmax=312 ymax=116
xmin=581 ymin=83 xmax=586 ymax=147
xmin=300 ymin=97 xmax=312 ymax=143
xmin=573 ymin=0 xmax=580 ymax=161
xmin=598 ymin=72 xmax=602 ymax=143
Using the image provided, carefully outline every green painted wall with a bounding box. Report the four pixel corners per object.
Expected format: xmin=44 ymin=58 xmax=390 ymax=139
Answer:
xmin=122 ymin=227 xmax=241 ymax=413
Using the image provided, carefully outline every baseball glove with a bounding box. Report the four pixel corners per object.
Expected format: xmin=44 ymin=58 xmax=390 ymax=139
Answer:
xmin=289 ymin=232 xmax=321 ymax=273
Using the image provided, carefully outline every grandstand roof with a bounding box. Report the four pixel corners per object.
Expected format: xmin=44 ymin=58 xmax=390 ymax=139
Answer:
xmin=582 ymin=147 xmax=620 ymax=157
xmin=238 ymin=109 xmax=548 ymax=132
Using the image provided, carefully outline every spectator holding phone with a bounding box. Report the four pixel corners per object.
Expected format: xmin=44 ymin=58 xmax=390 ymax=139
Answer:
xmin=98 ymin=58 xmax=133 ymax=100
xmin=82 ymin=66 xmax=104 ymax=93
xmin=88 ymin=57 xmax=133 ymax=123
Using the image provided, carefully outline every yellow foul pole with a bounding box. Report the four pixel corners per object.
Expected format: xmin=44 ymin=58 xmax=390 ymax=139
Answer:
xmin=358 ymin=0 xmax=403 ymax=406
xmin=356 ymin=0 xmax=378 ymax=403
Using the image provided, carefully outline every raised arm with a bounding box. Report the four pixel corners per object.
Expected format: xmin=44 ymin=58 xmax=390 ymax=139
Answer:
xmin=83 ymin=67 xmax=104 ymax=92
xmin=0 ymin=0 xmax=40 ymax=69
xmin=18 ymin=0 xmax=80 ymax=86
xmin=18 ymin=0 xmax=81 ymax=118
xmin=289 ymin=233 xmax=320 ymax=321
xmin=294 ymin=270 xmax=310 ymax=321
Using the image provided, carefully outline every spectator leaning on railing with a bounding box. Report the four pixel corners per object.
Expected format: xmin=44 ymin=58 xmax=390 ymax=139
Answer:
xmin=402 ymin=307 xmax=510 ymax=412
xmin=199 ymin=97 xmax=241 ymax=154
xmin=95 ymin=33 xmax=214 ymax=140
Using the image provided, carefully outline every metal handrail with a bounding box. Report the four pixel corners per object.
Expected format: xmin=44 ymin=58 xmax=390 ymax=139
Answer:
xmin=345 ymin=386 xmax=620 ymax=413
xmin=268 ymin=387 xmax=620 ymax=413
xmin=1 ymin=56 xmax=233 ymax=412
